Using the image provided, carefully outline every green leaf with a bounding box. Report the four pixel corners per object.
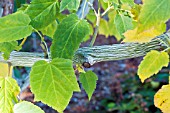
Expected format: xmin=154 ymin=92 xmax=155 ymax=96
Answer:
xmin=86 ymin=10 xmax=96 ymax=24
xmin=100 ymin=0 xmax=109 ymax=10
xmin=0 ymin=13 xmax=33 ymax=43
xmin=0 ymin=77 xmax=20 ymax=113
xmin=80 ymin=71 xmax=98 ymax=100
xmin=104 ymin=0 xmax=119 ymax=5
xmin=17 ymin=4 xmax=29 ymax=13
xmin=60 ymin=0 xmax=80 ymax=12
xmin=120 ymin=0 xmax=134 ymax=6
xmin=30 ymin=58 xmax=80 ymax=112
xmin=0 ymin=41 xmax=21 ymax=60
xmin=114 ymin=14 xmax=133 ymax=37
xmin=83 ymin=24 xmax=93 ymax=42
xmin=14 ymin=101 xmax=44 ymax=113
xmin=51 ymin=14 xmax=90 ymax=60
xmin=40 ymin=20 xmax=58 ymax=38
xmin=138 ymin=50 xmax=169 ymax=83
xmin=138 ymin=0 xmax=170 ymax=33
xmin=108 ymin=11 xmax=122 ymax=40
xmin=99 ymin=11 xmax=122 ymax=40
xmin=25 ymin=0 xmax=59 ymax=29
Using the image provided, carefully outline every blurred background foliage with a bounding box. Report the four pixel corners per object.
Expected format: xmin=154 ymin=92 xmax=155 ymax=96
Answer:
xmin=1 ymin=0 xmax=169 ymax=112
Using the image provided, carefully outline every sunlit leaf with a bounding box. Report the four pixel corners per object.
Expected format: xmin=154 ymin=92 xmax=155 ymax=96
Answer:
xmin=0 ymin=13 xmax=33 ymax=43
xmin=0 ymin=77 xmax=20 ymax=113
xmin=14 ymin=101 xmax=44 ymax=113
xmin=0 ymin=63 xmax=13 ymax=77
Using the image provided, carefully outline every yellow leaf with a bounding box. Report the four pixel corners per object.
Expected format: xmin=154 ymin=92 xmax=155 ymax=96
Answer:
xmin=154 ymin=84 xmax=170 ymax=113
xmin=131 ymin=4 xmax=141 ymax=20
xmin=137 ymin=50 xmax=169 ymax=83
xmin=0 ymin=63 xmax=13 ymax=77
xmin=123 ymin=23 xmax=166 ymax=43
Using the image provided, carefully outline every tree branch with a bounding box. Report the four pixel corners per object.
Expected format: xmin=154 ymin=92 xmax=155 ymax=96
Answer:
xmin=0 ymin=33 xmax=170 ymax=67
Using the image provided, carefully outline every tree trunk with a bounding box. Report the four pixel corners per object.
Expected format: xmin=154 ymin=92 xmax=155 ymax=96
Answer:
xmin=0 ymin=32 xmax=169 ymax=67
xmin=0 ymin=0 xmax=14 ymax=16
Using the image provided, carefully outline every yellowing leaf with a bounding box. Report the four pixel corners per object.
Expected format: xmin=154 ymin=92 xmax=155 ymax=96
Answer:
xmin=154 ymin=84 xmax=170 ymax=113
xmin=0 ymin=63 xmax=13 ymax=77
xmin=0 ymin=77 xmax=20 ymax=113
xmin=137 ymin=0 xmax=170 ymax=33
xmin=131 ymin=4 xmax=141 ymax=20
xmin=99 ymin=18 xmax=110 ymax=37
xmin=137 ymin=50 xmax=169 ymax=83
xmin=123 ymin=23 xmax=166 ymax=43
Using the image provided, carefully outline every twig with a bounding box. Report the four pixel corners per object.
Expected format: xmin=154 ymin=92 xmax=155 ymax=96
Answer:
xmin=88 ymin=2 xmax=98 ymax=16
xmin=101 ymin=6 xmax=114 ymax=17
xmin=19 ymin=37 xmax=27 ymax=47
xmin=89 ymin=26 xmax=99 ymax=47
xmin=34 ymin=29 xmax=50 ymax=59
xmin=89 ymin=0 xmax=100 ymax=47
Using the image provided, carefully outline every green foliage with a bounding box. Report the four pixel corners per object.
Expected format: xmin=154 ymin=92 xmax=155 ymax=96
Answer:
xmin=0 ymin=0 xmax=169 ymax=112
xmin=0 ymin=41 xmax=21 ymax=60
xmin=60 ymin=0 xmax=80 ymax=12
xmin=30 ymin=58 xmax=80 ymax=112
xmin=138 ymin=50 xmax=169 ymax=83
xmin=80 ymin=71 xmax=98 ymax=100
xmin=0 ymin=77 xmax=20 ymax=113
xmin=51 ymin=14 xmax=90 ymax=60
xmin=120 ymin=0 xmax=134 ymax=6
xmin=106 ymin=0 xmax=119 ymax=4
xmin=24 ymin=0 xmax=59 ymax=29
xmin=14 ymin=101 xmax=44 ymax=113
xmin=99 ymin=11 xmax=122 ymax=40
xmin=138 ymin=0 xmax=170 ymax=33
xmin=0 ymin=13 xmax=33 ymax=43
